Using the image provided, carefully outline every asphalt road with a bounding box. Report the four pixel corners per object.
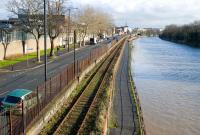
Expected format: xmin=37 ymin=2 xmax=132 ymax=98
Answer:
xmin=110 ymin=43 xmax=135 ymax=135
xmin=0 ymin=39 xmax=113 ymax=97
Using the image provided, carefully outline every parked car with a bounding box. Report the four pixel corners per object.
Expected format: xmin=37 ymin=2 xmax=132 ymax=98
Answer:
xmin=2 ymin=89 xmax=40 ymax=114
xmin=90 ymin=38 xmax=98 ymax=45
xmin=0 ymin=97 xmax=4 ymax=112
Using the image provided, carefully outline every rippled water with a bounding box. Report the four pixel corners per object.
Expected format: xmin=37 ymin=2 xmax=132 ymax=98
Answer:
xmin=131 ymin=37 xmax=200 ymax=135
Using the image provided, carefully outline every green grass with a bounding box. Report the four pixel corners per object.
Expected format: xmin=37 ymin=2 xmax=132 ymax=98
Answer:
xmin=0 ymin=44 xmax=79 ymax=68
xmin=0 ymin=49 xmax=47 ymax=68
xmin=108 ymin=108 xmax=118 ymax=128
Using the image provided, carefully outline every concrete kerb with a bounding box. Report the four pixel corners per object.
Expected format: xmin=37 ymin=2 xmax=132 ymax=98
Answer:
xmin=26 ymin=38 xmax=124 ymax=135
xmin=103 ymin=37 xmax=127 ymax=135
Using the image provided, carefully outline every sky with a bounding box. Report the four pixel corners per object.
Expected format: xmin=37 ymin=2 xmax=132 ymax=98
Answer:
xmin=1 ymin=0 xmax=200 ymax=28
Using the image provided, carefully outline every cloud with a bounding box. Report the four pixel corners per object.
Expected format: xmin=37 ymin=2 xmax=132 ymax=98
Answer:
xmin=72 ymin=0 xmax=200 ymax=28
xmin=1 ymin=0 xmax=200 ymax=28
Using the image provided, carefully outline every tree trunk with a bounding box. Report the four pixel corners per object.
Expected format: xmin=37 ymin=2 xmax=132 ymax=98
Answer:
xmin=3 ymin=44 xmax=8 ymax=60
xmin=22 ymin=40 xmax=26 ymax=55
xmin=36 ymin=39 xmax=40 ymax=62
xmin=79 ymin=41 xmax=82 ymax=47
xmin=50 ymin=39 xmax=55 ymax=57
xmin=83 ymin=38 xmax=85 ymax=46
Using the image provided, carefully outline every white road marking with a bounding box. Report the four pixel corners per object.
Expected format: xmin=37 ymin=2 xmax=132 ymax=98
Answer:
xmin=26 ymin=79 xmax=36 ymax=84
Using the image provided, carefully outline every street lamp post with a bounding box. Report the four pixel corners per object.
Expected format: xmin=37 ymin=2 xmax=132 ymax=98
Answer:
xmin=73 ymin=30 xmax=76 ymax=77
xmin=66 ymin=7 xmax=78 ymax=78
xmin=67 ymin=7 xmax=78 ymax=52
xmin=44 ymin=0 xmax=47 ymax=82
xmin=67 ymin=8 xmax=71 ymax=52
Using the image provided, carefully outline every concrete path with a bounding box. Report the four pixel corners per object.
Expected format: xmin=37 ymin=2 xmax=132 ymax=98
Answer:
xmin=110 ymin=43 xmax=135 ymax=135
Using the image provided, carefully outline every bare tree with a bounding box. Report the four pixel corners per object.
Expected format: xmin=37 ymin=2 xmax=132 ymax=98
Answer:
xmin=75 ymin=23 xmax=87 ymax=47
xmin=48 ymin=0 xmax=66 ymax=57
xmin=95 ymin=11 xmax=113 ymax=37
xmin=76 ymin=6 xmax=113 ymax=44
xmin=75 ymin=7 xmax=92 ymax=46
xmin=8 ymin=0 xmax=44 ymax=62
xmin=0 ymin=27 xmax=12 ymax=60
xmin=160 ymin=21 xmax=200 ymax=47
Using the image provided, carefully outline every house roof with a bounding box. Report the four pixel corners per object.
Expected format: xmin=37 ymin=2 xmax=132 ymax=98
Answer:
xmin=7 ymin=89 xmax=32 ymax=98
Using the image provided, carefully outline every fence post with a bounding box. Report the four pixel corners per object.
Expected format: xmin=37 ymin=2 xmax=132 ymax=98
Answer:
xmin=90 ymin=51 xmax=92 ymax=62
xmin=76 ymin=60 xmax=78 ymax=77
xmin=60 ymin=73 xmax=62 ymax=91
xmin=50 ymin=77 xmax=52 ymax=98
xmin=22 ymin=100 xmax=26 ymax=135
xmin=37 ymin=87 xmax=39 ymax=115
xmin=9 ymin=110 xmax=12 ymax=135
xmin=67 ymin=68 xmax=68 ymax=85
xmin=44 ymin=81 xmax=47 ymax=104
xmin=77 ymin=60 xmax=80 ymax=82
xmin=72 ymin=62 xmax=75 ymax=80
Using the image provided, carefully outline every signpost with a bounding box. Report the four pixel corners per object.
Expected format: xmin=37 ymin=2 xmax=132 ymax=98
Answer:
xmin=26 ymin=47 xmax=33 ymax=67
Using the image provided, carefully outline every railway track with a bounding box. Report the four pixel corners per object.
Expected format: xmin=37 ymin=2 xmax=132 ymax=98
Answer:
xmin=53 ymin=39 xmax=125 ymax=135
xmin=77 ymin=42 xmax=122 ymax=135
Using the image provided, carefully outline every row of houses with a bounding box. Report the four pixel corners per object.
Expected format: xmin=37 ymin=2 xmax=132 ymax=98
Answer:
xmin=113 ymin=26 xmax=131 ymax=35
xmin=132 ymin=28 xmax=162 ymax=36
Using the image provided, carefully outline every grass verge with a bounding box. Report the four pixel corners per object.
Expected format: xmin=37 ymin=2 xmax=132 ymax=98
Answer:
xmin=0 ymin=44 xmax=79 ymax=68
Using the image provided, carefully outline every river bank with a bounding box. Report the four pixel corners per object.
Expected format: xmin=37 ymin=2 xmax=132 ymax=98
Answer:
xmin=159 ymin=36 xmax=200 ymax=48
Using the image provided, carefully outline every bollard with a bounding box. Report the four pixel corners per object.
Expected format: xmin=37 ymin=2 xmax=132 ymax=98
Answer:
xmin=11 ymin=65 xmax=14 ymax=71
xmin=9 ymin=110 xmax=13 ymax=135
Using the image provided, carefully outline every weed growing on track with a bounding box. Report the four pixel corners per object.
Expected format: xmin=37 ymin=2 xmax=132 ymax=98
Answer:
xmin=39 ymin=59 xmax=103 ymax=135
xmin=78 ymin=43 xmax=122 ymax=134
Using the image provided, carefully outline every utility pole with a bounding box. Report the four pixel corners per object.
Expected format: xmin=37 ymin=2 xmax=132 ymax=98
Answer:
xmin=67 ymin=7 xmax=78 ymax=52
xmin=43 ymin=0 xmax=48 ymax=106
xmin=67 ymin=9 xmax=71 ymax=52
xmin=74 ymin=30 xmax=76 ymax=76
xmin=44 ymin=0 xmax=47 ymax=82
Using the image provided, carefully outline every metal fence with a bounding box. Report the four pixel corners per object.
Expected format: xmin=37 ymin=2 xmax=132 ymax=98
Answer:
xmin=0 ymin=40 xmax=118 ymax=135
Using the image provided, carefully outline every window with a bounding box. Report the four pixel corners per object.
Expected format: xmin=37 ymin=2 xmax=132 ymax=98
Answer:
xmin=5 ymin=96 xmax=21 ymax=104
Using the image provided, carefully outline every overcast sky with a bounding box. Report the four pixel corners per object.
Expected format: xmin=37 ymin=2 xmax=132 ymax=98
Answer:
xmin=1 ymin=0 xmax=200 ymax=28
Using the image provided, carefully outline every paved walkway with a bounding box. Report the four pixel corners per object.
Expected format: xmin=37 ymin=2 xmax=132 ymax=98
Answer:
xmin=110 ymin=43 xmax=135 ymax=135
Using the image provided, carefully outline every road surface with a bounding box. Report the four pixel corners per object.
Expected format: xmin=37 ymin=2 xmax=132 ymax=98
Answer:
xmin=0 ymin=39 xmax=112 ymax=96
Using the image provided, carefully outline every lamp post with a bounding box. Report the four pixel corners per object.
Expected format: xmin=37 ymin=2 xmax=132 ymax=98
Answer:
xmin=67 ymin=8 xmax=71 ymax=52
xmin=73 ymin=30 xmax=76 ymax=76
xmin=67 ymin=7 xmax=78 ymax=52
xmin=44 ymin=0 xmax=47 ymax=82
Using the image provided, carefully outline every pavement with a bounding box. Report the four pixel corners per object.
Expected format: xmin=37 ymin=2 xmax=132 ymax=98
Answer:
xmin=0 ymin=39 xmax=113 ymax=97
xmin=110 ymin=42 xmax=135 ymax=135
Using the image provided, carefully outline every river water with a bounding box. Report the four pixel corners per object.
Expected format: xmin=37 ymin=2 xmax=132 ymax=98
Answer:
xmin=131 ymin=37 xmax=200 ymax=135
